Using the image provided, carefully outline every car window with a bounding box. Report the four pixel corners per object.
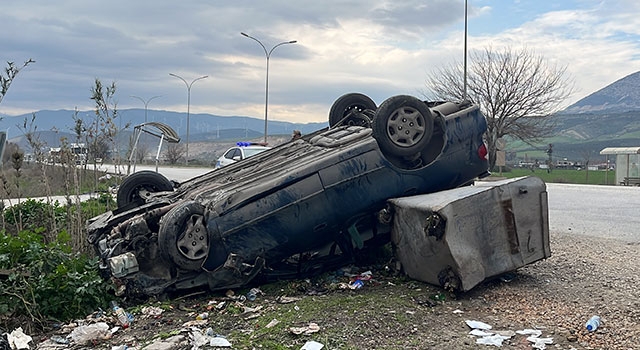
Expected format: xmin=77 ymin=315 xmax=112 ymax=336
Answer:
xmin=243 ymin=148 xmax=269 ymax=157
xmin=224 ymin=148 xmax=240 ymax=159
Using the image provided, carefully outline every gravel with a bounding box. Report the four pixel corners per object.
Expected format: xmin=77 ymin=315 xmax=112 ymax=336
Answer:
xmin=458 ymin=230 xmax=640 ymax=350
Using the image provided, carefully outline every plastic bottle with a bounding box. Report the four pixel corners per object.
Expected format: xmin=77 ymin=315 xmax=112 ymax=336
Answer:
xmin=110 ymin=301 xmax=130 ymax=329
xmin=585 ymin=315 xmax=601 ymax=332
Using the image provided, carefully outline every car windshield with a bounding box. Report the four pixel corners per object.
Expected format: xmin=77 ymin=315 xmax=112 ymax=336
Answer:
xmin=244 ymin=148 xmax=269 ymax=157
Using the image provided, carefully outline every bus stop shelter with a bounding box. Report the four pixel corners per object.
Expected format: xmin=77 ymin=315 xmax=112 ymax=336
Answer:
xmin=600 ymin=147 xmax=640 ymax=185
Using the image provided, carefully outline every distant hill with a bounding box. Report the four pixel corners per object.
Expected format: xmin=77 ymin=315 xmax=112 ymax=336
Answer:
xmin=503 ymin=71 xmax=640 ymax=163
xmin=0 ymin=109 xmax=327 ymax=149
xmin=563 ymin=71 xmax=640 ymax=114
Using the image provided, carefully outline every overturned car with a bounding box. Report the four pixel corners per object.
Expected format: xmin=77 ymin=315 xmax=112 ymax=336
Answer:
xmin=87 ymin=93 xmax=490 ymax=296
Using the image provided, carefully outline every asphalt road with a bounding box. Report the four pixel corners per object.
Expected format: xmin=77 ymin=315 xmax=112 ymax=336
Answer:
xmin=546 ymin=182 xmax=640 ymax=242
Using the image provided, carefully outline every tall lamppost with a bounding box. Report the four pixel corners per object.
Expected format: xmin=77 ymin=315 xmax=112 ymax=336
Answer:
xmin=131 ymin=95 xmax=161 ymax=123
xmin=169 ymin=73 xmax=208 ymax=165
xmin=241 ymin=32 xmax=297 ymax=143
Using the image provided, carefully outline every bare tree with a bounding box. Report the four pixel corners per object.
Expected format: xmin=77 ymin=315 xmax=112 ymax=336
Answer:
xmin=424 ymin=47 xmax=573 ymax=169
xmin=88 ymin=79 xmax=123 ymax=187
xmin=0 ymin=59 xmax=34 ymax=106
xmin=164 ymin=143 xmax=185 ymax=165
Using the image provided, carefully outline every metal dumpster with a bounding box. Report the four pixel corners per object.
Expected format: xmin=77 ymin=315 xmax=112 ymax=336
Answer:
xmin=389 ymin=176 xmax=550 ymax=292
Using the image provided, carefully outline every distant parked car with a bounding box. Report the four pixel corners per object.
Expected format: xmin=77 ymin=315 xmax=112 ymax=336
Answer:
xmin=88 ymin=93 xmax=490 ymax=297
xmin=215 ymin=142 xmax=271 ymax=168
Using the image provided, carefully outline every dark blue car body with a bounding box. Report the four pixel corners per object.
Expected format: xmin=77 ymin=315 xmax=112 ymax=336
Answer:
xmin=88 ymin=97 xmax=489 ymax=296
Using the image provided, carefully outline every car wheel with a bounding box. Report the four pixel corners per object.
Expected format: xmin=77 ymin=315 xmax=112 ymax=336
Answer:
xmin=329 ymin=93 xmax=377 ymax=128
xmin=116 ymin=171 xmax=174 ymax=208
xmin=372 ymin=95 xmax=434 ymax=157
xmin=158 ymin=201 xmax=208 ymax=271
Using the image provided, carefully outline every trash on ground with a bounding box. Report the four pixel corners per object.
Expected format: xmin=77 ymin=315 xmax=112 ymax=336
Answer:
xmin=265 ymin=319 xmax=280 ymax=328
xmin=209 ymin=336 xmax=232 ymax=347
xmin=50 ymin=335 xmax=70 ymax=344
xmin=141 ymin=306 xmax=164 ymax=318
xmin=7 ymin=328 xmax=32 ymax=350
xmin=277 ymin=296 xmax=301 ymax=304
xmin=465 ymin=320 xmax=493 ymax=330
xmin=516 ymin=329 xmax=543 ymax=337
xmin=143 ymin=334 xmax=186 ymax=350
xmin=348 ymin=279 xmax=364 ymax=289
xmin=69 ymin=322 xmax=112 ymax=345
xmin=452 ymin=309 xmax=464 ymax=314
xmin=290 ymin=323 xmax=320 ymax=335
xmin=110 ymin=301 xmax=131 ymax=328
xmin=585 ymin=315 xmax=601 ymax=332
xmin=242 ymin=305 xmax=263 ymax=315
xmin=475 ymin=334 xmax=510 ymax=347
xmin=527 ymin=336 xmax=553 ymax=349
xmin=181 ymin=319 xmax=208 ymax=327
xmin=346 ymin=270 xmax=373 ymax=281
xmin=300 ymin=340 xmax=325 ymax=350
xmin=246 ymin=287 xmax=263 ymax=301
xmin=430 ymin=293 xmax=446 ymax=302
xmin=469 ymin=329 xmax=494 ymax=337
xmin=467 ymin=322 xmax=553 ymax=349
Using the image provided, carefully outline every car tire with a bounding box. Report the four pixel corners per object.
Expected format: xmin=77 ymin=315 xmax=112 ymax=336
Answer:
xmin=329 ymin=93 xmax=377 ymax=128
xmin=116 ymin=171 xmax=174 ymax=208
xmin=158 ymin=201 xmax=208 ymax=271
xmin=372 ymin=95 xmax=434 ymax=157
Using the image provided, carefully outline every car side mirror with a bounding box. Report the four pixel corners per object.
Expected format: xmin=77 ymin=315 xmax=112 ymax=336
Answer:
xmin=232 ymin=156 xmax=242 ymax=161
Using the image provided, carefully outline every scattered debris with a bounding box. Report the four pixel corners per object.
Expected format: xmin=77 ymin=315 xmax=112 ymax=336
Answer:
xmin=141 ymin=306 xmax=165 ymax=318
xmin=245 ymin=287 xmax=263 ymax=301
xmin=348 ymin=279 xmax=364 ymax=289
xmin=6 ymin=328 xmax=32 ymax=350
xmin=265 ymin=319 xmax=280 ymax=328
xmin=476 ymin=333 xmax=511 ymax=347
xmin=527 ymin=336 xmax=553 ymax=350
xmin=585 ymin=315 xmax=601 ymax=331
xmin=69 ymin=322 xmax=111 ymax=345
xmin=277 ymin=296 xmax=301 ymax=304
xmin=290 ymin=323 xmax=320 ymax=335
xmin=467 ymin=321 xmax=553 ymax=348
xmin=300 ymin=340 xmax=324 ymax=350
xmin=465 ymin=320 xmax=493 ymax=331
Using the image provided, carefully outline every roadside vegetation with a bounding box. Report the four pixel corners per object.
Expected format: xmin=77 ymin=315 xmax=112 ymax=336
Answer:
xmin=495 ymin=167 xmax=615 ymax=185
xmin=0 ymin=61 xmax=120 ymax=333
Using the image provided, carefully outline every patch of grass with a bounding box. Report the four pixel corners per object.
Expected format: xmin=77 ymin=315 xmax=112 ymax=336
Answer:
xmin=496 ymin=168 xmax=615 ymax=185
xmin=221 ymin=276 xmax=443 ymax=349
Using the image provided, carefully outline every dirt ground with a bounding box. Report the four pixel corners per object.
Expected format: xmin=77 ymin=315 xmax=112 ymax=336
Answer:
xmin=28 ymin=230 xmax=639 ymax=350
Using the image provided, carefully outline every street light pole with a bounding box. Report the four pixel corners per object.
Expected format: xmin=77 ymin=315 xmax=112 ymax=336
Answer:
xmin=169 ymin=73 xmax=208 ymax=165
xmin=130 ymin=95 xmax=161 ymax=123
xmin=241 ymin=32 xmax=296 ymax=143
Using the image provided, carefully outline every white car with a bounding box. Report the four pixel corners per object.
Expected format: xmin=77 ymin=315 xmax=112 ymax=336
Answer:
xmin=215 ymin=142 xmax=271 ymax=168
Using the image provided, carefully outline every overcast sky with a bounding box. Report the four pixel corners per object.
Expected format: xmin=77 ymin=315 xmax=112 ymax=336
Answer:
xmin=2 ymin=0 xmax=640 ymax=124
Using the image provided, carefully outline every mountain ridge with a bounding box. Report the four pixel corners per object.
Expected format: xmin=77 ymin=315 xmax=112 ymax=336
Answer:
xmin=563 ymin=71 xmax=640 ymax=114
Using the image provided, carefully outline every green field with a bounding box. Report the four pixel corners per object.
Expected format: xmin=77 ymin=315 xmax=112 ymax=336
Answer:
xmin=493 ymin=167 xmax=616 ymax=185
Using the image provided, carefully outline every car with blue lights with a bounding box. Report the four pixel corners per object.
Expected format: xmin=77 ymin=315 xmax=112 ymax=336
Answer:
xmin=88 ymin=93 xmax=490 ymax=297
xmin=215 ymin=142 xmax=271 ymax=168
